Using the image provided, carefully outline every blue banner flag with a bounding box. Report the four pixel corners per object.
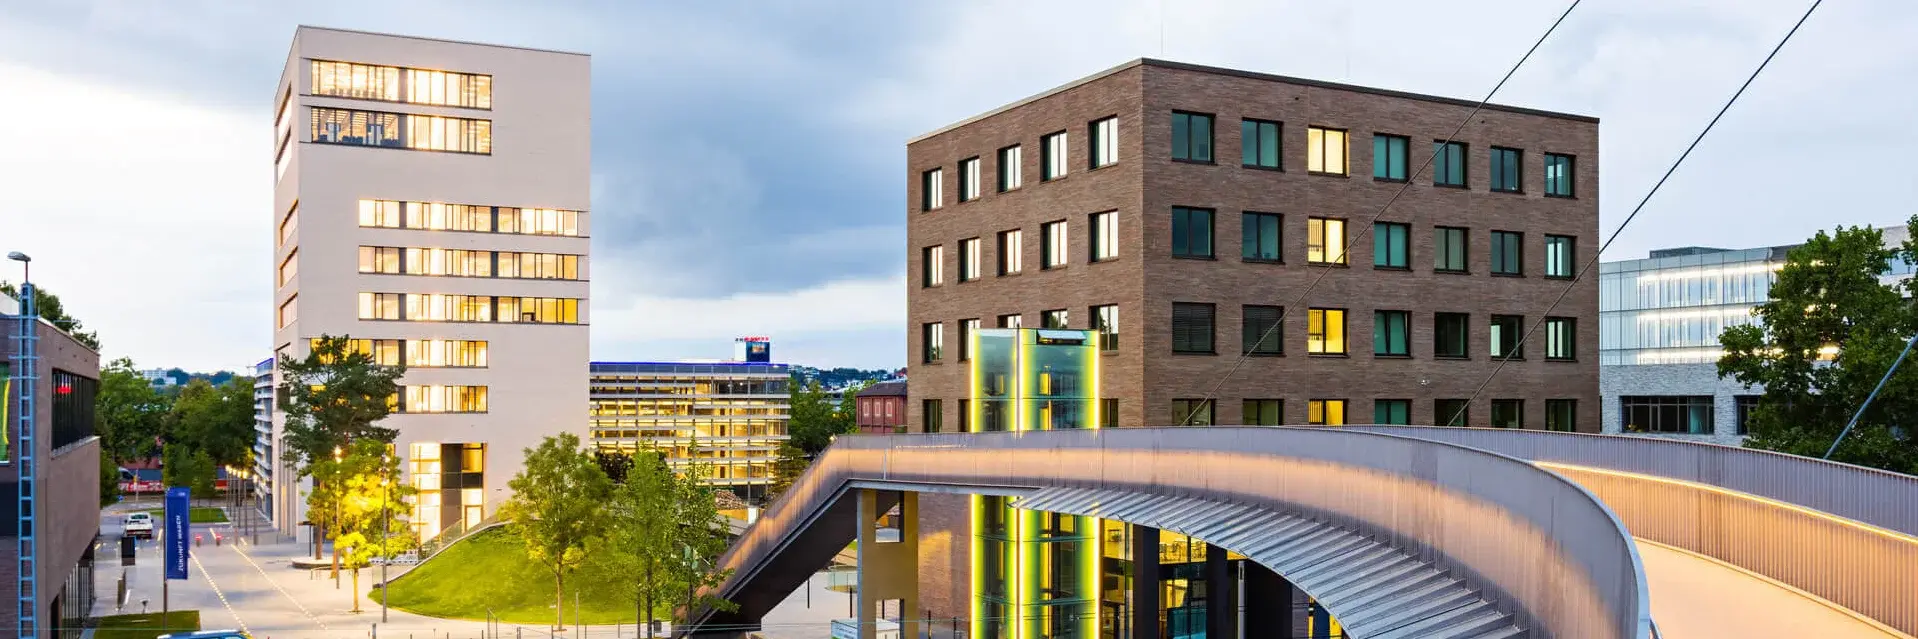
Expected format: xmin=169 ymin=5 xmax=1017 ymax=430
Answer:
xmin=164 ymin=487 xmax=190 ymax=580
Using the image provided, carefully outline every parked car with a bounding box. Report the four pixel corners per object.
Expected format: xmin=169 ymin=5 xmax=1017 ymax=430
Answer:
xmin=122 ymin=512 xmax=155 ymax=539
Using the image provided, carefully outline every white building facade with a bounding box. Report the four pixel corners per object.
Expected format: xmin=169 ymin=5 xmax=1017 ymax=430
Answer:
xmin=269 ymin=26 xmax=591 ymax=540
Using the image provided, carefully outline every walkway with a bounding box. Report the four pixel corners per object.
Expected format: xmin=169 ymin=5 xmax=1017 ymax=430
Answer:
xmin=1638 ymin=540 xmax=1909 ymax=639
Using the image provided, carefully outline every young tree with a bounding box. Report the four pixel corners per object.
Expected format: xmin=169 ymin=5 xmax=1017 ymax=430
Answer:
xmin=764 ymin=440 xmax=810 ymax=503
xmin=96 ymin=357 xmax=167 ymax=464
xmin=277 ymin=335 xmax=406 ymax=475
xmin=1719 ymin=219 xmax=1918 ymax=473
xmin=597 ymin=451 xmax=736 ymax=637
xmin=313 ymin=439 xmax=416 ymax=613
xmin=500 ymin=433 xmax=613 ymax=631
xmin=0 ymin=281 xmax=100 ymax=350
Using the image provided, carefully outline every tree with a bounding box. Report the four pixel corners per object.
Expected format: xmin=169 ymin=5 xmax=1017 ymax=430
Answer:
xmin=168 ymin=378 xmax=256 ymax=470
xmin=277 ymin=335 xmax=406 ymax=476
xmin=500 ymin=433 xmax=614 ymax=631
xmin=787 ymin=380 xmax=855 ymax=455
xmin=96 ymin=358 xmax=167 ymax=464
xmin=98 ymin=448 xmax=121 ymax=506
xmin=764 ymin=440 xmax=810 ymax=503
xmin=310 ymin=438 xmax=416 ymax=613
xmin=1719 ymin=219 xmax=1918 ymax=473
xmin=162 ymin=446 xmax=218 ymax=502
xmin=0 ymin=281 xmax=100 ymax=350
xmin=597 ymin=451 xmax=736 ymax=637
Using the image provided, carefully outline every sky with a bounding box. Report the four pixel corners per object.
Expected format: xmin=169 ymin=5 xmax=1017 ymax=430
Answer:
xmin=0 ymin=0 xmax=1912 ymax=373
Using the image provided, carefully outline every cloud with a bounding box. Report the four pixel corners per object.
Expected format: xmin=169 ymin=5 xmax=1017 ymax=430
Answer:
xmin=590 ymin=273 xmax=905 ymax=366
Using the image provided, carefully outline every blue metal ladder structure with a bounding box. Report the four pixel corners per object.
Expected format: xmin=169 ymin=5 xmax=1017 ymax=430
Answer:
xmin=14 ymin=284 xmax=38 ymax=639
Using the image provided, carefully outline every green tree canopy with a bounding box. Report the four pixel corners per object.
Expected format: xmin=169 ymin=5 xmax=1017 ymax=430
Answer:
xmin=1 ymin=281 xmax=100 ymax=350
xmin=310 ymin=438 xmax=416 ymax=613
xmin=97 ymin=357 xmax=167 ymax=463
xmin=277 ymin=335 xmax=406 ymax=476
xmin=501 ymin=433 xmax=614 ymax=630
xmin=1718 ymin=219 xmax=1918 ymax=473
xmin=168 ymin=377 xmax=256 ymax=469
xmin=595 ymin=450 xmax=734 ymax=636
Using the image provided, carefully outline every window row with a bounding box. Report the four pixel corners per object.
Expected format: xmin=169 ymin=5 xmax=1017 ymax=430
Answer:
xmin=310 ymin=59 xmax=493 ymax=109
xmin=1170 ymin=303 xmax=1578 ymax=360
xmin=1169 ymin=209 xmax=1577 ymax=277
xmin=358 ymin=246 xmax=583 ymax=280
xmin=1620 ymin=395 xmax=1758 ymax=435
xmin=357 ymin=293 xmax=582 ymax=324
xmin=921 ymin=212 xmax=1119 ymax=286
xmin=1170 ymin=397 xmax=1577 ymax=431
xmin=1168 ymin=112 xmax=1576 ymax=197
xmin=311 ymin=107 xmax=492 ymax=154
xmin=358 ymin=199 xmax=581 ymax=236
xmin=922 ymin=306 xmax=1122 ymax=363
xmin=393 ymin=385 xmax=489 ymax=414
xmin=919 ymin=117 xmax=1119 ymax=211
xmin=319 ymin=338 xmax=489 ymax=368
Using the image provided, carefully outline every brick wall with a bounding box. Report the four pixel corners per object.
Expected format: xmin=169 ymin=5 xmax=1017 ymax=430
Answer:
xmin=0 ymin=317 xmax=103 ymax=630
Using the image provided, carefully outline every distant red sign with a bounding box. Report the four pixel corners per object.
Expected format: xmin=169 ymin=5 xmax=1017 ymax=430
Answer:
xmin=736 ymin=336 xmax=770 ymax=342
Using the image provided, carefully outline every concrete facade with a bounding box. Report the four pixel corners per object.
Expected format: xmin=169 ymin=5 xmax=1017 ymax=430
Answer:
xmin=904 ymin=57 xmax=1601 ymax=623
xmin=1599 ymin=363 xmax=1756 ymax=446
xmin=1 ymin=308 xmax=103 ymax=636
xmin=269 ymin=26 xmax=591 ymax=539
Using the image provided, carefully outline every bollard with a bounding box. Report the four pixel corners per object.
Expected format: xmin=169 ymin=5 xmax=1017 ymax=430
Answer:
xmin=195 ymin=534 xmax=203 ymax=548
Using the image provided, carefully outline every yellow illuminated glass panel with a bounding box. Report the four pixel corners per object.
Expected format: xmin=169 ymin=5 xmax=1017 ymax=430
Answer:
xmin=1307 ymin=308 xmax=1346 ymax=354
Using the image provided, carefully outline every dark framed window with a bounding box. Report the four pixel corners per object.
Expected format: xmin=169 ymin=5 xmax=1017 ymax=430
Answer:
xmin=1308 ymin=217 xmax=1347 ymax=265
xmin=1093 ymin=304 xmax=1119 ymax=351
xmin=1491 ymin=399 xmax=1523 ymax=429
xmin=1242 ymin=305 xmax=1283 ymax=355
xmin=959 ymin=318 xmax=979 ymax=361
xmin=1172 ymin=399 xmax=1215 ymax=426
xmin=1308 ymin=399 xmax=1346 ymax=426
xmin=1492 ymin=230 xmax=1523 ymax=275
xmin=921 ymin=168 xmax=943 ymax=210
xmin=1242 ymin=212 xmax=1281 ymax=262
xmin=1435 ymin=226 xmax=1468 ymax=272
xmin=1090 ymin=116 xmax=1119 ymax=168
xmin=923 ymin=399 xmax=942 ymax=433
xmin=1374 ymin=310 xmax=1410 ymax=356
xmin=1043 ymin=131 xmax=1068 ymax=181
xmin=958 ymin=156 xmax=981 ymax=202
xmin=958 ymin=237 xmax=982 ymax=282
xmin=1491 ymin=315 xmax=1523 ymax=359
xmin=1373 ymin=222 xmax=1409 ymax=269
xmin=1433 ymin=140 xmax=1467 ymax=187
xmin=1735 ymin=395 xmax=1760 ymax=435
xmin=1546 ymin=317 xmax=1576 ymax=361
xmin=1374 ymin=399 xmax=1410 ymax=425
xmin=1435 ymin=312 xmax=1469 ymax=358
xmin=1241 ymin=119 xmax=1281 ymax=169
xmin=1372 ymin=134 xmax=1409 ymax=181
xmin=1171 ymin=207 xmax=1214 ymax=258
xmin=1546 ymin=399 xmax=1576 ymax=432
xmin=1244 ymin=399 xmax=1283 ymax=426
xmin=959 ymin=398 xmax=971 ymax=432
xmin=997 ymin=229 xmax=1023 ymax=275
xmin=1100 ymin=398 xmax=1119 ymax=428
xmin=997 ymin=145 xmax=1022 ymax=192
xmin=1621 ymin=396 xmax=1714 ymax=434
xmin=1544 ymin=153 xmax=1575 ymax=197
xmin=1090 ymin=211 xmax=1119 ymax=262
xmin=1436 ymin=399 xmax=1470 ymax=427
xmin=921 ymin=245 xmax=943 ymax=287
xmin=1171 ymin=111 xmax=1214 ymax=162
xmin=51 ymin=369 xmax=98 ymax=448
xmin=1307 ymin=308 xmax=1347 ymax=355
xmin=1490 ymin=147 xmax=1522 ymax=193
xmin=922 ymin=322 xmax=943 ymax=363
xmin=1307 ymin=126 xmax=1348 ymax=175
xmin=1043 ymin=309 xmax=1069 ymax=329
xmin=1545 ymin=235 xmax=1575 ymax=279
xmin=1042 ymin=220 xmax=1068 ymax=269
xmin=997 ymin=313 xmax=1022 ymax=329
xmin=1172 ymin=303 xmax=1216 ymax=354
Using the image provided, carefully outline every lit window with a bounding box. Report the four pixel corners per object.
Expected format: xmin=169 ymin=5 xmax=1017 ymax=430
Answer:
xmin=1307 ymin=127 xmax=1347 ymax=175
xmin=1307 ymin=399 xmax=1346 ymax=426
xmin=998 ymin=145 xmax=1023 ymax=191
xmin=959 ymin=157 xmax=981 ymax=202
xmin=1093 ymin=304 xmax=1119 ymax=351
xmin=1171 ymin=112 xmax=1213 ymax=162
xmin=397 ymin=385 xmax=489 ymax=413
xmin=1043 ymin=132 xmax=1068 ymax=180
xmin=1171 ymin=207 xmax=1214 ymax=258
xmin=277 ymin=295 xmax=297 ymax=328
xmin=1090 ymin=211 xmax=1119 ymax=262
xmin=355 ymin=199 xmax=580 ymax=236
xmin=1242 ymin=212 xmax=1281 ymax=262
xmin=959 ymin=238 xmax=982 ymax=282
xmin=1433 ymin=140 xmax=1467 ymax=187
xmin=998 ymin=230 xmax=1023 ymax=275
xmin=1545 ymin=235 xmax=1575 ymax=278
xmin=1492 ymin=231 xmax=1523 ymax=275
xmin=1090 ymin=116 xmax=1119 ymax=168
xmin=309 ymin=60 xmax=492 ymax=109
xmin=1372 ymin=134 xmax=1408 ymax=180
xmin=1307 ymin=308 xmax=1346 ymax=355
xmin=1042 ymin=221 xmax=1068 ymax=269
xmin=1307 ymin=217 xmax=1347 ymax=265
xmin=921 ymin=168 xmax=943 ymax=211
xmin=1241 ymin=119 xmax=1281 ymax=169
xmin=960 ymin=318 xmax=979 ymax=361
xmin=1546 ymin=317 xmax=1576 ymax=361
xmin=1544 ymin=153 xmax=1575 ymax=197
xmin=1491 ymin=147 xmax=1522 ymax=193
xmin=310 ymin=107 xmax=490 ymax=154
xmin=922 ymin=246 xmax=943 ymax=287
xmin=998 ymin=314 xmax=1022 ymax=329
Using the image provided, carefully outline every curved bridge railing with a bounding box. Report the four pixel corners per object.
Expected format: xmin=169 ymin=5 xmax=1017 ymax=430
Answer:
xmin=1346 ymin=425 xmax=1918 ymax=636
xmin=695 ymin=428 xmax=1653 ymax=639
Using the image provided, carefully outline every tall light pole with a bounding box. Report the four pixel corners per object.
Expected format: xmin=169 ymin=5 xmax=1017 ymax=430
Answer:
xmin=381 ymin=453 xmax=390 ymax=623
xmin=332 ymin=445 xmax=342 ymax=588
xmin=9 ymin=250 xmax=39 ymax=639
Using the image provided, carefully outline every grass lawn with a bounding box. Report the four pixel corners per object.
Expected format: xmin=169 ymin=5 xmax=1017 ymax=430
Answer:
xmin=378 ymin=527 xmax=668 ymax=625
xmin=143 ymin=507 xmax=228 ymax=524
xmin=94 ymin=610 xmax=201 ymax=639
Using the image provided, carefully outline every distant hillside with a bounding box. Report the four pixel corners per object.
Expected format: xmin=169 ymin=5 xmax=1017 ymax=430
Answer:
xmin=790 ymin=366 xmax=900 ymax=390
xmin=155 ymin=368 xmax=242 ymax=388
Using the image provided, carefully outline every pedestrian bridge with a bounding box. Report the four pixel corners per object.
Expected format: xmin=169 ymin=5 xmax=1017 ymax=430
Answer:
xmin=684 ymin=427 xmax=1918 ymax=639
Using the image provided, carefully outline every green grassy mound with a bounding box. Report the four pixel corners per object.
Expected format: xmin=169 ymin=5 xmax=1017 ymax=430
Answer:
xmin=376 ymin=526 xmax=667 ymax=625
xmin=142 ymin=507 xmax=228 ymax=523
xmin=95 ymin=610 xmax=201 ymax=639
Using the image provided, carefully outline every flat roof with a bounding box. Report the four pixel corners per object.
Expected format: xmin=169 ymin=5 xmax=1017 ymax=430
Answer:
xmin=294 ymin=25 xmax=589 ymax=57
xmin=590 ymin=361 xmax=791 ymax=375
xmin=911 ymin=58 xmax=1597 ymax=144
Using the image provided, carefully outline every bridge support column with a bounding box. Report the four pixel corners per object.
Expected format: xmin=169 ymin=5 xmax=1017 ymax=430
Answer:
xmin=1242 ymin=561 xmax=1297 ymax=638
xmin=1206 ymin=544 xmax=1238 ymax=638
xmin=1130 ymin=525 xmax=1160 ymax=639
xmin=856 ymin=489 xmax=918 ymax=639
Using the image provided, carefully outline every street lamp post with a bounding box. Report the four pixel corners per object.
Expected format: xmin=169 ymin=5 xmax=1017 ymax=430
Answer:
xmin=332 ymin=445 xmax=342 ymax=588
xmin=381 ymin=453 xmax=390 ymax=623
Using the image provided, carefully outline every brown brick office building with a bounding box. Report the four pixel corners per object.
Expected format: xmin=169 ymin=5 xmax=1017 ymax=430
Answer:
xmin=904 ymin=58 xmax=1600 ymax=626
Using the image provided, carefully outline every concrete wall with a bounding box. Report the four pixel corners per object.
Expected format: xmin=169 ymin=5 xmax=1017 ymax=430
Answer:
xmin=1600 ymin=363 xmax=1756 ymax=446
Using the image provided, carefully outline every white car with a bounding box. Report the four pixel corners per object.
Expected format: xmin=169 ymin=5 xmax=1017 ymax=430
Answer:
xmin=123 ymin=512 xmax=155 ymax=539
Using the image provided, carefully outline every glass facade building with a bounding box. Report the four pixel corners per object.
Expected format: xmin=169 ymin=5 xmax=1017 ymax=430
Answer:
xmin=1598 ymin=246 xmax=1789 ymax=365
xmin=588 ymin=361 xmax=791 ymax=503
